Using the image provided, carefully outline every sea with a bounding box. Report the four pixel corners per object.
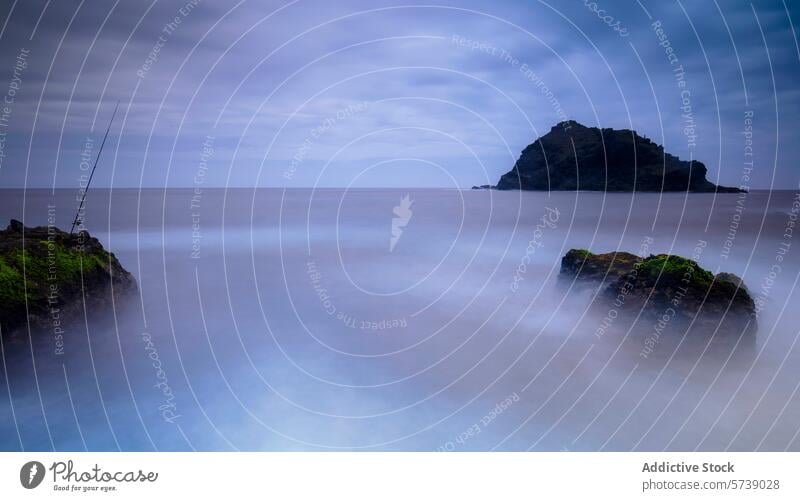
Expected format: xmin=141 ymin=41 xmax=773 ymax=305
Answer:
xmin=0 ymin=188 xmax=798 ymax=451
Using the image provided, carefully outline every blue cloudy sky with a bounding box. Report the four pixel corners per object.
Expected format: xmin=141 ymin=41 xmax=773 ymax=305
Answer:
xmin=0 ymin=0 xmax=797 ymax=188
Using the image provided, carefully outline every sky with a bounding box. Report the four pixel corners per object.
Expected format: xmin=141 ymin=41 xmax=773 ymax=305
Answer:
xmin=0 ymin=0 xmax=798 ymax=189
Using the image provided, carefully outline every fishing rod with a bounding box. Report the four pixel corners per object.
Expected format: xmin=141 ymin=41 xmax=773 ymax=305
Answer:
xmin=70 ymin=101 xmax=120 ymax=235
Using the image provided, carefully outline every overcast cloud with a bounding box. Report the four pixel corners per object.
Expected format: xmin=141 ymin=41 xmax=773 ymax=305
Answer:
xmin=0 ymin=0 xmax=797 ymax=188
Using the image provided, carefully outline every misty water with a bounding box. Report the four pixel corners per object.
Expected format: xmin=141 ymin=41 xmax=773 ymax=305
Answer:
xmin=1 ymin=188 xmax=799 ymax=451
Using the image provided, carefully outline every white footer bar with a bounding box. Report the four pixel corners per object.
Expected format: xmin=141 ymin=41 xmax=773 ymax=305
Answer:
xmin=1 ymin=452 xmax=797 ymax=500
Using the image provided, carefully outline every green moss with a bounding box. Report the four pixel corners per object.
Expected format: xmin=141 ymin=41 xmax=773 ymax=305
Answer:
xmin=637 ymin=254 xmax=714 ymax=289
xmin=582 ymin=250 xmax=639 ymax=273
xmin=573 ymin=249 xmax=592 ymax=259
xmin=37 ymin=240 xmax=104 ymax=280
xmin=0 ymin=256 xmax=27 ymax=306
xmin=564 ymin=249 xmax=644 ymax=281
xmin=0 ymin=241 xmax=107 ymax=303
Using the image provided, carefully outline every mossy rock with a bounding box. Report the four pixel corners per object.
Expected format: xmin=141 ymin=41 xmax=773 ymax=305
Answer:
xmin=560 ymin=248 xmax=756 ymax=336
xmin=561 ymin=248 xmax=641 ymax=283
xmin=0 ymin=220 xmax=136 ymax=335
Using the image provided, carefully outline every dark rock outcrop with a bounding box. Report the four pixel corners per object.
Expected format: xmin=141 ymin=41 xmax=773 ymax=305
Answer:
xmin=497 ymin=121 xmax=743 ymax=192
xmin=0 ymin=220 xmax=136 ymax=335
xmin=560 ymin=249 xmax=756 ymax=336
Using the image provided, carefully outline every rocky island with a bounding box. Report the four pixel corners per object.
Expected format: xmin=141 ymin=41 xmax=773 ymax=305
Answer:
xmin=0 ymin=220 xmax=136 ymax=336
xmin=560 ymin=248 xmax=756 ymax=336
xmin=497 ymin=121 xmax=743 ymax=192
